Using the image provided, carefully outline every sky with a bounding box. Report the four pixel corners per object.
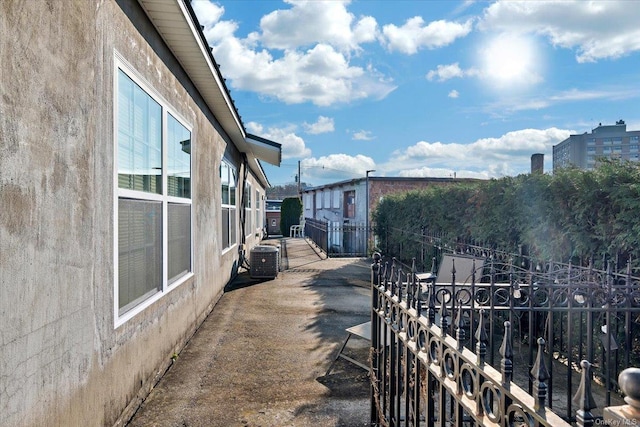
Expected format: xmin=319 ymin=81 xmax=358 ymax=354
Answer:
xmin=191 ymin=0 xmax=640 ymax=187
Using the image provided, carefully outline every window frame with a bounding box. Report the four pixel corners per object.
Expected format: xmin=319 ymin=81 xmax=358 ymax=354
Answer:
xmin=344 ymin=190 xmax=356 ymax=218
xmin=255 ymin=189 xmax=261 ymax=234
xmin=244 ymin=181 xmax=252 ymax=237
xmin=113 ymin=53 xmax=194 ymax=328
xmin=332 ymin=190 xmax=341 ymax=209
xmin=220 ymin=158 xmax=238 ymax=253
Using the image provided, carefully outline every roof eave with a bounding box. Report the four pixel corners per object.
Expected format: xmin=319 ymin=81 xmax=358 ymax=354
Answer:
xmin=136 ymin=0 xmax=281 ymax=187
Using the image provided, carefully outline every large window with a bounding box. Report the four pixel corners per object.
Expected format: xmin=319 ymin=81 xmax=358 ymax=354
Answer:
xmin=115 ymin=59 xmax=192 ymax=323
xmin=255 ymin=189 xmax=261 ymax=233
xmin=220 ymin=159 xmax=237 ymax=250
xmin=244 ymin=181 xmax=252 ymax=237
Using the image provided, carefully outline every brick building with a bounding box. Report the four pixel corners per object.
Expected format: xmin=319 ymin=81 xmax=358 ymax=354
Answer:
xmin=301 ymin=176 xmax=481 ymax=254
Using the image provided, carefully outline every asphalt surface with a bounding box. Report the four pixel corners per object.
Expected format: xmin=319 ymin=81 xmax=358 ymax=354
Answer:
xmin=126 ymin=237 xmax=373 ymax=427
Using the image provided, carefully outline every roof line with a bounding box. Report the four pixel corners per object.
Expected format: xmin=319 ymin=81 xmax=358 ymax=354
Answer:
xmin=182 ymin=0 xmax=246 ymax=137
xmin=247 ymin=133 xmax=283 ymax=150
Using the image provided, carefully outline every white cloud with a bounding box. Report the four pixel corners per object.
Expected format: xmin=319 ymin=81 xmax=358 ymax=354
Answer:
xmin=427 ymin=63 xmax=463 ymax=82
xmin=303 ymin=116 xmax=335 ymax=134
xmin=302 ymin=154 xmax=376 ymax=182
xmin=485 ymin=87 xmax=640 ymax=114
xmin=246 ymin=121 xmax=311 ymax=159
xmin=258 ymin=0 xmax=378 ymax=53
xmin=191 ymin=0 xmax=225 ymax=27
xmin=382 ymin=17 xmax=473 ymax=54
xmin=479 ymin=1 xmax=640 ymax=63
xmin=385 ymin=127 xmax=572 ymax=178
xmin=426 ymin=63 xmax=480 ymax=82
xmin=448 ymin=90 xmax=460 ymax=99
xmin=352 ymin=130 xmax=375 ymax=141
xmin=194 ymin=1 xmax=397 ymax=106
xmin=452 ymin=0 xmax=479 ymax=16
xmin=398 ymin=166 xmax=489 ymax=179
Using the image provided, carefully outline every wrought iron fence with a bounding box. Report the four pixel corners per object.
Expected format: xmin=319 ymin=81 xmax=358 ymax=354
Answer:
xmin=370 ymin=254 xmax=606 ymax=426
xmin=304 ymin=217 xmax=370 ymax=257
xmin=378 ymin=227 xmax=640 ymax=405
xmin=370 ymin=244 xmax=640 ymax=425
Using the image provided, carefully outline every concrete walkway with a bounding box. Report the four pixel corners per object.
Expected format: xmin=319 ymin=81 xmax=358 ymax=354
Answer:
xmin=126 ymin=238 xmax=373 ymax=427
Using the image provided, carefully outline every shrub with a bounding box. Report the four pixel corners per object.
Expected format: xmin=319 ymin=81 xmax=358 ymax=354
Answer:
xmin=280 ymin=197 xmax=302 ymax=236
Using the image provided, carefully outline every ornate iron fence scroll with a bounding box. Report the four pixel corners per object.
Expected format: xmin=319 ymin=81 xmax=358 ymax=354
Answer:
xmin=370 ymin=254 xmax=601 ymax=427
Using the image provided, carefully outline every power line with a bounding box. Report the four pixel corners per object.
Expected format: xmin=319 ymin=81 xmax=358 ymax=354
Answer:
xmin=300 ymin=164 xmax=363 ymax=174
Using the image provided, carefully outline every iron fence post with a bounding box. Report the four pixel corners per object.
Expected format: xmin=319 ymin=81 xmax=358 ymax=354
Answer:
xmin=370 ymin=252 xmax=381 ymax=426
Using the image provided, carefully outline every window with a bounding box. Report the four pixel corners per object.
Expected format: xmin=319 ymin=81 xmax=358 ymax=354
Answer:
xmin=244 ymin=182 xmax=252 ymax=236
xmin=304 ymin=194 xmax=312 ymax=212
xmin=344 ymin=190 xmax=355 ymax=218
xmin=323 ymin=191 xmax=331 ymax=209
xmin=115 ymin=60 xmax=192 ymax=323
xmin=266 ymin=200 xmax=282 ymax=211
xmin=332 ymin=190 xmax=341 ymax=208
xmin=220 ymin=159 xmax=237 ymax=250
xmin=255 ymin=189 xmax=261 ymax=232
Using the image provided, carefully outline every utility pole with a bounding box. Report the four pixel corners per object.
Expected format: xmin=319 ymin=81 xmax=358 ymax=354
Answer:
xmin=366 ymin=169 xmax=375 ymax=255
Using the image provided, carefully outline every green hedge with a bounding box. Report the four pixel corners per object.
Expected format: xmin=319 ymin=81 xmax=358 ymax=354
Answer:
xmin=280 ymin=197 xmax=302 ymax=236
xmin=373 ymin=160 xmax=640 ymax=265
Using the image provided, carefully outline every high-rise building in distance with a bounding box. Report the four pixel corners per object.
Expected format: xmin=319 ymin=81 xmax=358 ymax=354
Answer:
xmin=553 ymin=120 xmax=640 ymax=171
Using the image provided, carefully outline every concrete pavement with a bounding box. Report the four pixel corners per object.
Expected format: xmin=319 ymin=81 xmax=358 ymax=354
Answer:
xmin=125 ymin=238 xmax=373 ymax=427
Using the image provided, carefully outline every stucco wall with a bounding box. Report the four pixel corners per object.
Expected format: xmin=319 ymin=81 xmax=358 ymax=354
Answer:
xmin=0 ymin=1 xmax=261 ymax=426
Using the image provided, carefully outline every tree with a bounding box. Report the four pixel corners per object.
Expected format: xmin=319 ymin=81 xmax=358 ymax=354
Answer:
xmin=280 ymin=197 xmax=302 ymax=236
xmin=373 ymin=160 xmax=640 ymax=267
xmin=266 ymin=183 xmax=312 ymax=200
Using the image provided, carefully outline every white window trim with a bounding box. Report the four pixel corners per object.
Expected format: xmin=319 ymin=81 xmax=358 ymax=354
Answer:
xmin=255 ymin=189 xmax=262 ymax=233
xmin=221 ymin=158 xmax=238 ymax=255
xmin=113 ymin=52 xmax=194 ymax=328
xmin=244 ymin=181 xmax=252 ymax=238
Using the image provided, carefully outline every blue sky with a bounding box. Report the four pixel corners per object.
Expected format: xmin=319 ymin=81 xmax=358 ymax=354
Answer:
xmin=192 ymin=0 xmax=640 ymax=187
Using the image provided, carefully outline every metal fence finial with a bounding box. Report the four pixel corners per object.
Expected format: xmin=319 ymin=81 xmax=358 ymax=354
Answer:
xmin=531 ymin=337 xmax=550 ymax=412
xmin=573 ymin=360 xmax=597 ymax=427
xmin=371 ymin=252 xmax=381 ymax=287
xmin=500 ymin=320 xmax=513 ymax=387
xmin=426 ymin=281 xmax=436 ymax=326
xmin=390 ymin=258 xmax=397 ymax=294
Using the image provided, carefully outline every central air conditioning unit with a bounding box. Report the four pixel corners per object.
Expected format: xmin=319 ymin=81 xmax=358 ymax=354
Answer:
xmin=250 ymin=245 xmax=279 ymax=279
